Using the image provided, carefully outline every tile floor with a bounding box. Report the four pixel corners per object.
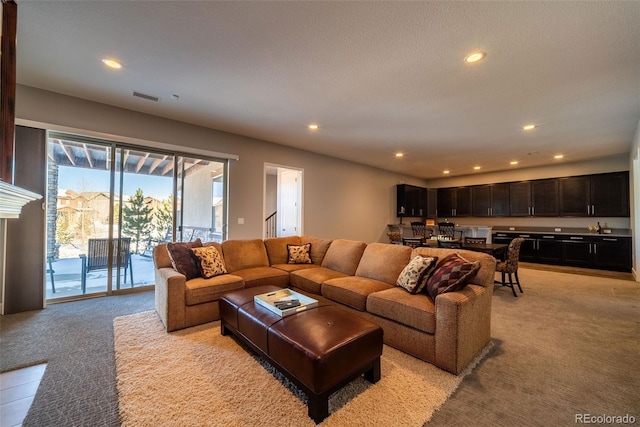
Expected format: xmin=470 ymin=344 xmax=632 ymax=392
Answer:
xmin=0 ymin=364 xmax=46 ymax=427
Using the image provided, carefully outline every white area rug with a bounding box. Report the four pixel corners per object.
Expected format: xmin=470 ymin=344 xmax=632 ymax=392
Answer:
xmin=114 ymin=311 xmax=491 ymax=427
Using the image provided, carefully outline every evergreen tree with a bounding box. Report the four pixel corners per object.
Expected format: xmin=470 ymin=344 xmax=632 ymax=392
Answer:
xmin=55 ymin=211 xmax=73 ymax=245
xmin=153 ymin=195 xmax=173 ymax=241
xmin=121 ymin=188 xmax=153 ymax=254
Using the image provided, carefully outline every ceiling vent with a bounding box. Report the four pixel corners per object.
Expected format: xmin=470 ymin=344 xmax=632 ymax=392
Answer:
xmin=132 ymin=91 xmax=160 ymax=102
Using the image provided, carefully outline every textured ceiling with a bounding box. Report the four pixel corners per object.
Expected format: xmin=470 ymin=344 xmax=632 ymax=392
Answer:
xmin=14 ymin=1 xmax=640 ymax=179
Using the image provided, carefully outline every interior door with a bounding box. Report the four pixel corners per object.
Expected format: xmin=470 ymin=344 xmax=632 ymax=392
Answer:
xmin=277 ymin=168 xmax=301 ymax=237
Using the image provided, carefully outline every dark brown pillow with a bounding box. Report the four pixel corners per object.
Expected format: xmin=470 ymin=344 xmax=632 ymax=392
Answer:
xmin=166 ymin=238 xmax=203 ymax=280
xmin=425 ymin=252 xmax=480 ymax=299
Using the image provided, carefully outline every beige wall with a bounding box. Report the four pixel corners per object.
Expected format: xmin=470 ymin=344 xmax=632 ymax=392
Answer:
xmin=16 ymin=85 xmax=425 ymax=243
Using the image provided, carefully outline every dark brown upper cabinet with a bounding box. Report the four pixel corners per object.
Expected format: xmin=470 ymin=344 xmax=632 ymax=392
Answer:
xmin=509 ymin=179 xmax=558 ymax=217
xmin=559 ymin=171 xmax=629 ymax=217
xmin=396 ymin=184 xmax=428 ymax=217
xmin=437 ymin=187 xmax=471 ymax=217
xmin=472 ymin=183 xmax=510 ymax=217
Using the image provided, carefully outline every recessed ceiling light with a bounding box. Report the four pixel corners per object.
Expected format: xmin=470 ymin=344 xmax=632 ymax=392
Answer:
xmin=473 ymin=166 xmax=481 ymax=170
xmin=554 ymin=154 xmax=564 ymax=159
xmin=395 ymin=152 xmax=404 ymax=158
xmin=443 ymin=170 xmax=450 ymax=174
xmin=523 ymin=124 xmax=537 ymax=131
xmin=464 ymin=51 xmax=486 ymax=64
xmin=101 ymin=58 xmax=123 ymax=69
xmin=510 ymin=161 xmax=519 ymax=165
xmin=308 ymin=124 xmax=319 ymax=130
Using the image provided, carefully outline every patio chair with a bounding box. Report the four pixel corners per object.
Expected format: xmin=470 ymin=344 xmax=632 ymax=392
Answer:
xmin=79 ymin=237 xmax=133 ymax=293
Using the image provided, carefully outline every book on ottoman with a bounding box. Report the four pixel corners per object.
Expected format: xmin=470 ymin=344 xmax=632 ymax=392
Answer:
xmin=254 ymin=288 xmax=318 ymax=317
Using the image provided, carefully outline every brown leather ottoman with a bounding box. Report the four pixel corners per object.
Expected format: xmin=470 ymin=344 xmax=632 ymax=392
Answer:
xmin=220 ymin=285 xmax=383 ymax=423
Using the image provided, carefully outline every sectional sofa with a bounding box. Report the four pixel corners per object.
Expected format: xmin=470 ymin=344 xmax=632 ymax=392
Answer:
xmin=153 ymin=236 xmax=496 ymax=374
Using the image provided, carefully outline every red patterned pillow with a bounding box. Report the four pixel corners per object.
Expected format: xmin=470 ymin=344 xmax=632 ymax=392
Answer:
xmin=425 ymin=252 xmax=480 ymax=299
xmin=166 ymin=239 xmax=203 ymax=280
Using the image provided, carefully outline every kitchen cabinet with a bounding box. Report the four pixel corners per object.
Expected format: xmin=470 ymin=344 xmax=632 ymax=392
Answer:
xmin=426 ymin=188 xmax=438 ymax=218
xmin=471 ymin=183 xmax=510 ymax=217
xmin=591 ymin=236 xmax=631 ymax=271
xmin=559 ymin=172 xmax=629 ymax=217
xmin=437 ymin=187 xmax=471 ymax=217
xmin=509 ymin=179 xmax=558 ymax=217
xmin=510 ymin=233 xmax=562 ymax=264
xmin=397 ymin=184 xmax=427 ymax=217
xmin=492 ymin=232 xmax=629 ymax=271
xmin=560 ymin=236 xmax=593 ymax=268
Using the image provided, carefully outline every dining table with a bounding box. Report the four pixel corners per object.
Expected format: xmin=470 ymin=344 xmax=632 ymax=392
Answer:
xmin=460 ymin=242 xmax=508 ymax=260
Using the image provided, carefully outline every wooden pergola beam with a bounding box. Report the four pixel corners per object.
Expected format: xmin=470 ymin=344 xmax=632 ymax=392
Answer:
xmin=82 ymin=143 xmax=93 ymax=168
xmin=148 ymin=155 xmax=166 ymax=175
xmin=56 ymin=139 xmax=76 ymax=166
xmin=135 ymin=153 xmax=149 ymax=172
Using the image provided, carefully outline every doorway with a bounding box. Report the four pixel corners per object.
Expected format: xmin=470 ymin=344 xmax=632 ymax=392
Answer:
xmin=264 ymin=164 xmax=303 ymax=238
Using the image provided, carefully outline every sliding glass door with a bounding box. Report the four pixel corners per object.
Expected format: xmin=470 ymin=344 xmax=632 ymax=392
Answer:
xmin=45 ymin=132 xmax=228 ymax=301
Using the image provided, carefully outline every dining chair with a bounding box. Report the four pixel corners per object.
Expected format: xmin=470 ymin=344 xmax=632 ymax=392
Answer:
xmin=402 ymin=237 xmax=424 ymax=249
xmin=464 ymin=237 xmax=487 ymax=245
xmin=495 ymin=237 xmax=524 ymax=297
xmin=437 ymin=239 xmax=462 ymax=249
xmin=438 ymin=222 xmax=462 ymax=240
xmin=410 ymin=221 xmax=427 ymax=239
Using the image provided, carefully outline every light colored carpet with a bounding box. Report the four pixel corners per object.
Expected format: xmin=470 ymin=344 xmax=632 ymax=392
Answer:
xmin=114 ymin=311 xmax=491 ymax=427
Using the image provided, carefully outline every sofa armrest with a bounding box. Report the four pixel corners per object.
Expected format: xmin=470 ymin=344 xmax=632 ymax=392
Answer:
xmin=434 ymin=284 xmax=492 ymax=374
xmin=154 ymin=267 xmax=187 ymax=332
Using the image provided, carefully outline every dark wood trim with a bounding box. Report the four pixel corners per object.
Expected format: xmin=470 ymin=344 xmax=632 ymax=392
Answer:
xmin=1 ymin=0 xmax=18 ymax=183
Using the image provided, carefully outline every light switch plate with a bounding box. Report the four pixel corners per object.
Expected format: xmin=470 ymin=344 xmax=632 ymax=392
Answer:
xmin=238 ymin=217 xmax=244 ymax=224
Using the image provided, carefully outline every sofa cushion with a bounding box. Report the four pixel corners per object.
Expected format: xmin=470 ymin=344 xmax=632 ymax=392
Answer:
xmin=184 ymin=274 xmax=245 ymax=306
xmin=264 ymin=236 xmax=302 ymax=265
xmin=426 ymin=253 xmax=480 ymax=299
xmin=166 ymin=239 xmax=203 ymax=280
xmin=231 ymin=266 xmax=289 ymax=288
xmin=287 ymin=243 xmax=312 ymax=264
xmin=355 ymin=243 xmax=412 ymax=285
xmin=366 ymin=287 xmax=436 ymax=334
xmin=300 ymin=236 xmax=332 ymax=265
xmin=221 ymin=239 xmax=270 ymax=272
xmin=290 ymin=267 xmax=348 ymax=294
xmin=322 ymin=276 xmax=393 ymax=311
xmin=191 ymin=246 xmax=227 ymax=279
xmin=396 ymin=255 xmax=438 ymax=294
xmin=272 ymin=263 xmax=319 ymax=273
xmin=320 ymin=239 xmax=367 ymax=275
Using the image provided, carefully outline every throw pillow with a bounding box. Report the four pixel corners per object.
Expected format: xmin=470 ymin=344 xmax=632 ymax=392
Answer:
xmin=396 ymin=255 xmax=438 ymax=294
xmin=191 ymin=245 xmax=227 ymax=279
xmin=287 ymin=243 xmax=312 ymax=264
xmin=425 ymin=252 xmax=480 ymax=299
xmin=166 ymin=238 xmax=203 ymax=280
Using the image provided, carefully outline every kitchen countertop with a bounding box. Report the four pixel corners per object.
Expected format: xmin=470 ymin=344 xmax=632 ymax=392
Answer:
xmin=492 ymin=226 xmax=631 ymax=238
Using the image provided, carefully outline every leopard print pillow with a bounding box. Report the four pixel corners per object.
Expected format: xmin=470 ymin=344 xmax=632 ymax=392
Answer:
xmin=287 ymin=243 xmax=312 ymax=264
xmin=191 ymin=246 xmax=227 ymax=279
